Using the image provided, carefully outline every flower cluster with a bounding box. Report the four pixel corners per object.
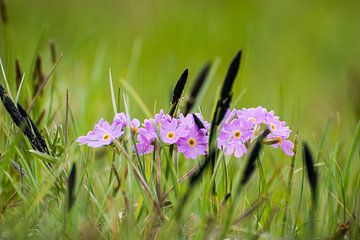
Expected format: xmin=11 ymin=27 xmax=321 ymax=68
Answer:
xmin=77 ymin=106 xmax=294 ymax=159
xmin=135 ymin=110 xmax=209 ymax=159
xmin=77 ymin=113 xmax=138 ymax=148
xmin=217 ymin=107 xmax=294 ymax=157
xmin=77 ymin=110 xmax=210 ymax=160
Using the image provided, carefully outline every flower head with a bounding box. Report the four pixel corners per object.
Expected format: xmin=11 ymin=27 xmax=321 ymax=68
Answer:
xmin=177 ymin=128 xmax=208 ymax=159
xmin=160 ymin=118 xmax=189 ymax=144
xmin=218 ymin=118 xmax=253 ymax=158
xmin=113 ymin=113 xmax=128 ymax=128
xmin=77 ymin=119 xmax=123 ymax=148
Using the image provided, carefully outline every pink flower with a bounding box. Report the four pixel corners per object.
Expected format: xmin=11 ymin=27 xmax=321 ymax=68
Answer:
xmin=77 ymin=119 xmax=123 ymax=148
xmin=217 ymin=118 xmax=253 ymax=158
xmin=113 ymin=113 xmax=128 ymax=128
xmin=160 ymin=118 xmax=189 ymax=144
xmin=178 ymin=113 xmax=210 ymax=131
xmin=265 ymin=112 xmax=291 ymax=138
xmin=237 ymin=106 xmax=267 ymax=125
xmin=177 ymin=128 xmax=208 ymax=159
xmin=267 ymin=133 xmax=294 ymax=156
xmin=135 ymin=120 xmax=158 ymax=155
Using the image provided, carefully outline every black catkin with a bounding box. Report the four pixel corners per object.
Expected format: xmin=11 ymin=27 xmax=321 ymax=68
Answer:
xmin=169 ymin=69 xmax=188 ymax=116
xmin=208 ymin=50 xmax=242 ymax=172
xmin=0 ymin=84 xmax=46 ymax=153
xmin=185 ymin=63 xmax=211 ymax=114
xmin=33 ymin=55 xmax=45 ymax=96
xmin=0 ymin=0 xmax=7 ymax=24
xmin=15 ymin=59 xmax=22 ymax=89
xmin=303 ymin=143 xmax=318 ymax=203
xmin=220 ymin=50 xmax=241 ymax=100
xmin=17 ymin=103 xmax=48 ymax=153
xmin=67 ymin=163 xmax=77 ymax=210
xmin=192 ymin=113 xmax=205 ymax=130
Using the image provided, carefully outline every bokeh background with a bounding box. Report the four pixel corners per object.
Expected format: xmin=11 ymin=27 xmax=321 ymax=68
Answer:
xmin=1 ymin=0 xmax=360 ymax=139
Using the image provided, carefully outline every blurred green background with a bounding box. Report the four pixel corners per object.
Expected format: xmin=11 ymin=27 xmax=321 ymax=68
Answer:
xmin=1 ymin=0 xmax=359 ymax=138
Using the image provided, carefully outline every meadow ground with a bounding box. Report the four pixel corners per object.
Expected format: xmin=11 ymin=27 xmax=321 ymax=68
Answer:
xmin=0 ymin=0 xmax=359 ymax=239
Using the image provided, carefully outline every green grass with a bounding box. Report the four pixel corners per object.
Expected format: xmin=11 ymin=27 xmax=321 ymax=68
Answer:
xmin=1 ymin=0 xmax=360 ymax=239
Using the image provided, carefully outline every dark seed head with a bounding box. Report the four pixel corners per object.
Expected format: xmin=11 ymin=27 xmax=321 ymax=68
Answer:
xmin=302 ymin=143 xmax=318 ymax=203
xmin=67 ymin=163 xmax=77 ymax=210
xmin=15 ymin=59 xmax=22 ymax=89
xmin=192 ymin=113 xmax=205 ymax=130
xmin=169 ymin=69 xmax=188 ymax=116
xmin=185 ymin=63 xmax=211 ymax=114
xmin=0 ymin=0 xmax=7 ymax=24
xmin=221 ymin=50 xmax=242 ymax=99
xmin=171 ymin=69 xmax=188 ymax=105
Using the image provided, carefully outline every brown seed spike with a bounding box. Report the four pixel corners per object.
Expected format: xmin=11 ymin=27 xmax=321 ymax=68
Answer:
xmin=33 ymin=55 xmax=45 ymax=96
xmin=49 ymin=41 xmax=57 ymax=64
xmin=185 ymin=63 xmax=211 ymax=114
xmin=15 ymin=59 xmax=22 ymax=89
xmin=0 ymin=0 xmax=7 ymax=24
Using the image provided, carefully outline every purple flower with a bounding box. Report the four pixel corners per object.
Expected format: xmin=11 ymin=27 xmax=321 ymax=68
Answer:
xmin=177 ymin=128 xmax=208 ymax=159
xmin=136 ymin=133 xmax=155 ymax=155
xmin=265 ymin=112 xmax=291 ymax=138
xmin=217 ymin=118 xmax=254 ymax=158
xmin=267 ymin=134 xmax=294 ymax=156
xmin=238 ymin=107 xmax=267 ymax=125
xmin=178 ymin=113 xmax=210 ymax=131
xmin=113 ymin=113 xmax=128 ymax=128
xmin=222 ymin=108 xmax=237 ymax=125
xmin=154 ymin=109 xmax=172 ymax=126
xmin=135 ymin=119 xmax=158 ymax=155
xmin=130 ymin=118 xmax=140 ymax=133
xmin=77 ymin=119 xmax=123 ymax=148
xmin=160 ymin=118 xmax=189 ymax=144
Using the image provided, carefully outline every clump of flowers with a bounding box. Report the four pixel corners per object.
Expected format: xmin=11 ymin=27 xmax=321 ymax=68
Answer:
xmin=77 ymin=110 xmax=210 ymax=160
xmin=77 ymin=106 xmax=294 ymax=159
xmin=135 ymin=110 xmax=209 ymax=160
xmin=76 ymin=113 xmax=139 ymax=148
xmin=217 ymin=107 xmax=294 ymax=157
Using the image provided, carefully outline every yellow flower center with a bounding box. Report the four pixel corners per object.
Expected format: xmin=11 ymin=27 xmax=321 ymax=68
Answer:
xmin=187 ymin=138 xmax=196 ymax=147
xmin=131 ymin=127 xmax=138 ymax=134
xmin=233 ymin=131 xmax=241 ymax=139
xmin=270 ymin=124 xmax=276 ymax=131
xmin=167 ymin=132 xmax=175 ymax=139
xmin=103 ymin=133 xmax=111 ymax=141
xmin=251 ymin=117 xmax=256 ymax=123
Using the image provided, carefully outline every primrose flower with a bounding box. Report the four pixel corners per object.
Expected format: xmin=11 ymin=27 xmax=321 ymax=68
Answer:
xmin=267 ymin=133 xmax=295 ymax=156
xmin=136 ymin=133 xmax=155 ymax=155
xmin=179 ymin=113 xmax=210 ymax=131
xmin=218 ymin=118 xmax=254 ymax=158
xmin=238 ymin=106 xmax=267 ymax=125
xmin=265 ymin=112 xmax=291 ymax=138
xmin=77 ymin=119 xmax=123 ymax=148
xmin=160 ymin=118 xmax=189 ymax=144
xmin=113 ymin=113 xmax=128 ymax=128
xmin=154 ymin=109 xmax=172 ymax=126
xmin=177 ymin=128 xmax=208 ymax=159
xmin=135 ymin=120 xmax=158 ymax=155
xmin=130 ymin=118 xmax=140 ymax=133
